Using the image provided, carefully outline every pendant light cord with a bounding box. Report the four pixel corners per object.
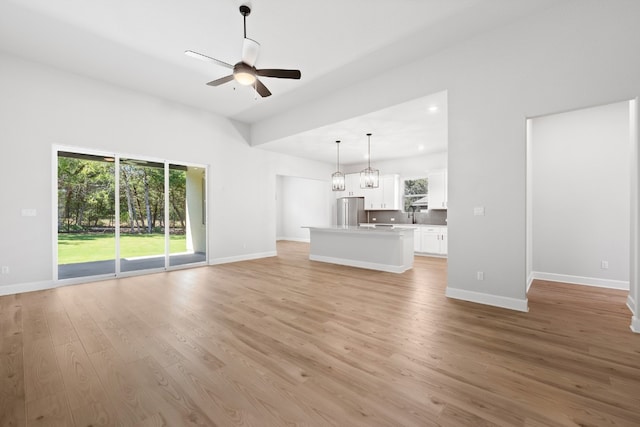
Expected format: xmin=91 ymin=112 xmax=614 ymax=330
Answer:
xmin=367 ymin=133 xmax=372 ymax=168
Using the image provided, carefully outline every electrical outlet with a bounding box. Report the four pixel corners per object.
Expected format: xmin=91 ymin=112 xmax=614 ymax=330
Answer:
xmin=601 ymin=261 xmax=609 ymax=269
xmin=1 ymin=266 xmax=9 ymax=274
xmin=473 ymin=207 xmax=485 ymax=216
xmin=390 ymin=218 xmax=395 ymax=222
xmin=372 ymin=218 xmax=377 ymax=221
xmin=477 ymin=271 xmax=484 ymax=281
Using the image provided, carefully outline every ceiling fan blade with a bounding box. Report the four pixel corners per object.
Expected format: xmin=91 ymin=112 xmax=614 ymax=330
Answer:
xmin=242 ymin=38 xmax=260 ymax=67
xmin=256 ymin=69 xmax=301 ymax=79
xmin=206 ymin=75 xmax=234 ymax=87
xmin=254 ymin=79 xmax=272 ymax=97
xmin=185 ymin=50 xmax=233 ymax=70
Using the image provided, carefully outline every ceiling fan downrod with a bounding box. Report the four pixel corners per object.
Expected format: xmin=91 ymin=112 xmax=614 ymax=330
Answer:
xmin=240 ymin=5 xmax=251 ymax=38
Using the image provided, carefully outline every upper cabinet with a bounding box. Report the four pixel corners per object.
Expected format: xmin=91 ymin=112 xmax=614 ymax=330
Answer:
xmin=365 ymin=174 xmax=400 ymax=210
xmin=334 ymin=173 xmax=362 ymax=198
xmin=335 ymin=173 xmax=400 ymax=211
xmin=428 ymin=169 xmax=447 ymax=210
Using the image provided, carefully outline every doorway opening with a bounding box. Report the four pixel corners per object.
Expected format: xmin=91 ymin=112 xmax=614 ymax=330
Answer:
xmin=526 ymin=100 xmax=634 ymax=301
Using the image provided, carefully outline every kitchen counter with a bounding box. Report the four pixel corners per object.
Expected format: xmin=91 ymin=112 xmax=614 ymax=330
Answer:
xmin=360 ymin=223 xmax=447 ymax=228
xmin=303 ymin=226 xmax=414 ymax=273
xmin=359 ymin=224 xmax=448 ymax=257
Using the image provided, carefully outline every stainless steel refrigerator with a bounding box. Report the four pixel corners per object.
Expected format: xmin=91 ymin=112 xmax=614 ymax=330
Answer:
xmin=337 ymin=197 xmax=366 ymax=226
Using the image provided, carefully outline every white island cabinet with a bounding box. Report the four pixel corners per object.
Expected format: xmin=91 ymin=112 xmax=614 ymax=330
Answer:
xmin=304 ymin=226 xmax=414 ymax=273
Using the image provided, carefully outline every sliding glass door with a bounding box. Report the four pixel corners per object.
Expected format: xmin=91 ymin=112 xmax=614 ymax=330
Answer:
xmin=56 ymin=149 xmax=207 ymax=280
xmin=57 ymin=152 xmax=116 ymax=279
xmin=169 ymin=164 xmax=207 ymax=267
xmin=119 ymin=158 xmax=166 ymax=273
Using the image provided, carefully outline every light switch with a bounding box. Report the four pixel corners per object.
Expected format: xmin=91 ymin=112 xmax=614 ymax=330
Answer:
xmin=21 ymin=208 xmax=37 ymax=217
xmin=473 ymin=207 xmax=485 ymax=216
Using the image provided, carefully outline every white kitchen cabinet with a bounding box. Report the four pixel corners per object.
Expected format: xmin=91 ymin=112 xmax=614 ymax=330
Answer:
xmin=393 ymin=225 xmax=421 ymax=252
xmin=440 ymin=230 xmax=448 ymax=254
xmin=428 ymin=169 xmax=447 ymax=210
xmin=413 ymin=227 xmax=421 ymax=252
xmin=365 ymin=174 xmax=400 ymax=210
xmin=335 ymin=173 xmax=363 ymax=198
xmin=345 ymin=174 xmax=363 ymax=197
xmin=420 ymin=226 xmax=447 ymax=255
xmin=421 ymin=229 xmax=440 ymax=253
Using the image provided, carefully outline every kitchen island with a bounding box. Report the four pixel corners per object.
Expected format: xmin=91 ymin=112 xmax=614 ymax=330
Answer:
xmin=303 ymin=226 xmax=414 ymax=273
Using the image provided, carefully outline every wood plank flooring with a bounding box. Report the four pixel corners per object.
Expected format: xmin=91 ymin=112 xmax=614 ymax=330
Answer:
xmin=1 ymin=240 xmax=639 ymax=426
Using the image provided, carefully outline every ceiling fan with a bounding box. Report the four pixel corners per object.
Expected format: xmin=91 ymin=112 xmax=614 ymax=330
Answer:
xmin=185 ymin=4 xmax=301 ymax=98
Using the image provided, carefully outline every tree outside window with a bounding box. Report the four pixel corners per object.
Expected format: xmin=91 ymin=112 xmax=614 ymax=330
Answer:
xmin=403 ymin=178 xmax=428 ymax=212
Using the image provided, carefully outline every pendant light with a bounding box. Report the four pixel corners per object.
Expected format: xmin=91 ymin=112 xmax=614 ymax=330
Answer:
xmin=331 ymin=140 xmax=345 ymax=191
xmin=360 ymin=133 xmax=379 ymax=189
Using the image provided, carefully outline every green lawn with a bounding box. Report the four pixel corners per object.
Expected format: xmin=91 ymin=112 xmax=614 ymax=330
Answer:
xmin=58 ymin=233 xmax=187 ymax=264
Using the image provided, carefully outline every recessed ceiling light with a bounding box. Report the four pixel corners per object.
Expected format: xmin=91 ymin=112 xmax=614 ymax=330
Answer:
xmin=428 ymin=105 xmax=439 ymax=113
xmin=363 ymin=153 xmax=369 ymax=160
xmin=418 ymin=145 xmax=425 ymax=151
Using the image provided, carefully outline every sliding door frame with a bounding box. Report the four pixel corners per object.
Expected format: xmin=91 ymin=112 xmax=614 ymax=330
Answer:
xmin=53 ymin=145 xmax=209 ymax=285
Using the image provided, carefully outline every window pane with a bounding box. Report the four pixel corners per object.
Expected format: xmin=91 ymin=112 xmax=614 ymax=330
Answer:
xmin=119 ymin=159 xmax=165 ymax=273
xmin=57 ymin=152 xmax=116 ymax=279
xmin=403 ymin=178 xmax=428 ymax=211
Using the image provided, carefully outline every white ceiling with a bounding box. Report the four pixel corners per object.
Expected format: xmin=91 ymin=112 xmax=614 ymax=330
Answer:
xmin=258 ymin=90 xmax=448 ymax=165
xmin=0 ymin=0 xmax=562 ymax=163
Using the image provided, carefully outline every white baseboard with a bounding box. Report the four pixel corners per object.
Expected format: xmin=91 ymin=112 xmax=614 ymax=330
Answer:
xmin=526 ymin=272 xmax=534 ymax=293
xmin=277 ymin=237 xmax=310 ymax=243
xmin=628 ymin=295 xmax=637 ymax=315
xmin=445 ymin=287 xmax=529 ymax=312
xmin=0 ymin=280 xmax=55 ymax=297
xmin=631 ymin=316 xmax=640 ymax=333
xmin=309 ymin=254 xmax=411 ymax=274
xmin=210 ymin=251 xmax=278 ymax=265
xmin=414 ymin=252 xmax=447 ymax=259
xmin=531 ymin=271 xmax=629 ymax=290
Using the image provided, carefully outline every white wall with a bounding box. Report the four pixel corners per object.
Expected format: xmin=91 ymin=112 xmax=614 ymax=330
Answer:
xmin=630 ymin=99 xmax=640 ymax=332
xmin=276 ymin=175 xmax=285 ymax=239
xmin=276 ymin=176 xmax=332 ymax=242
xmin=250 ymin=0 xmax=640 ymax=312
xmin=0 ymin=52 xmax=332 ymax=293
xmin=531 ymin=102 xmax=630 ymax=289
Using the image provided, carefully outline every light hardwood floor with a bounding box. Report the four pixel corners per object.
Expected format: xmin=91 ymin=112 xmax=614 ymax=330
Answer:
xmin=1 ymin=241 xmax=639 ymax=426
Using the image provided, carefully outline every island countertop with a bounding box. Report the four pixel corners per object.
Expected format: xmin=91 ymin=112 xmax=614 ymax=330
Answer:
xmin=303 ymin=225 xmax=416 ymax=235
xmin=303 ymin=226 xmax=414 ymax=273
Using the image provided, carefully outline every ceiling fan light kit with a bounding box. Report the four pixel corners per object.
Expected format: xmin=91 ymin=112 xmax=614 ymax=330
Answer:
xmin=233 ymin=62 xmax=257 ymax=86
xmin=360 ymin=133 xmax=380 ymax=189
xmin=185 ymin=4 xmax=301 ymax=98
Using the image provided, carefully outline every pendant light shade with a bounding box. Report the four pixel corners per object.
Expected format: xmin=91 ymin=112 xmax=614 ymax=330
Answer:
xmin=360 ymin=133 xmax=379 ymax=189
xmin=332 ymin=140 xmax=345 ymax=191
